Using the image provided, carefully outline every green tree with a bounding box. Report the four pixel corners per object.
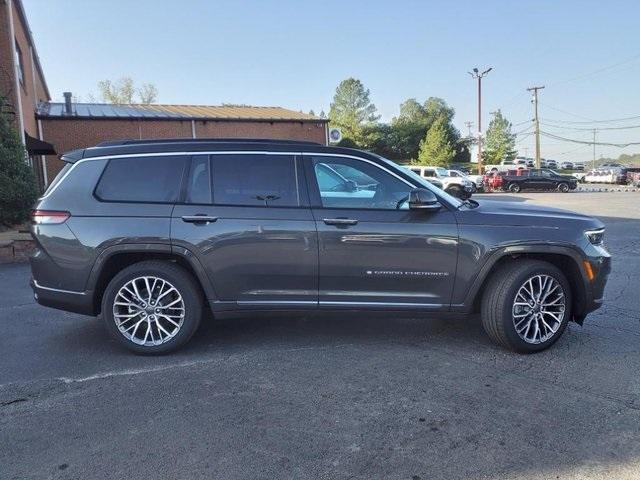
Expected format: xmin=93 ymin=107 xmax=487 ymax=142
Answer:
xmin=389 ymin=97 xmax=458 ymax=161
xmin=97 ymin=77 xmax=158 ymax=104
xmin=484 ymin=110 xmax=517 ymax=164
xmin=328 ymin=78 xmax=379 ymax=146
xmin=0 ymin=96 xmax=38 ymax=226
xmin=416 ymin=116 xmax=456 ymax=167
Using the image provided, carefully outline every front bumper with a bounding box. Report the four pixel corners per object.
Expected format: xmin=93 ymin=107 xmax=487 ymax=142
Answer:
xmin=30 ymin=278 xmax=95 ymax=316
xmin=579 ymin=246 xmax=611 ymax=317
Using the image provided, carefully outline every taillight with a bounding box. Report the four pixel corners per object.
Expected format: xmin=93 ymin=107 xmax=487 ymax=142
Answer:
xmin=31 ymin=210 xmax=70 ymax=224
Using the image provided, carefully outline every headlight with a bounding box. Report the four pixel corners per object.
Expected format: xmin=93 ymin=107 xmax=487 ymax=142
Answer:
xmin=585 ymin=228 xmax=605 ymax=245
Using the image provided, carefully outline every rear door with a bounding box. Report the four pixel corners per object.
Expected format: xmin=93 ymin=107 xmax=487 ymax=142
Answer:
xmin=303 ymin=153 xmax=458 ymax=309
xmin=171 ymin=153 xmax=318 ymax=309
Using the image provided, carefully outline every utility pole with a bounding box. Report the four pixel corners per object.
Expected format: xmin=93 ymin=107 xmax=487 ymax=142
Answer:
xmin=469 ymin=67 xmax=492 ymax=173
xmin=527 ymin=86 xmax=545 ymax=168
xmin=592 ymin=129 xmax=597 ymax=170
xmin=464 ymin=121 xmax=474 ymax=138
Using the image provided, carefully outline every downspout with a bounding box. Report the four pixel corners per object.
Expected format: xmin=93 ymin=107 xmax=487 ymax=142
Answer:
xmin=191 ymin=120 xmax=196 ymax=138
xmin=6 ymin=0 xmax=25 ymax=144
xmin=37 ymin=118 xmax=47 ymax=186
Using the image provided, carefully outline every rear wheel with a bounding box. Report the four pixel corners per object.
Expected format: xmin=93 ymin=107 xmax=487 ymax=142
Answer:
xmin=508 ymin=182 xmax=521 ymax=193
xmin=557 ymin=182 xmax=570 ymax=193
xmin=481 ymin=260 xmax=572 ymax=353
xmin=102 ymin=261 xmax=203 ymax=354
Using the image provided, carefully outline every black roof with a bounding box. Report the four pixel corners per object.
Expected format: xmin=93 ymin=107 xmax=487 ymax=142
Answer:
xmin=61 ymin=138 xmax=370 ymax=163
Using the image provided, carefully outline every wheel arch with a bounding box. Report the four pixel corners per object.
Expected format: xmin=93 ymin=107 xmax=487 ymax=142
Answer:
xmin=87 ymin=244 xmax=216 ymax=315
xmin=464 ymin=245 xmax=589 ymax=322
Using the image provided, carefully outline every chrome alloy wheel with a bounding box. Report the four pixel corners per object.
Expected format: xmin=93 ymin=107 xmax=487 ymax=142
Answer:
xmin=512 ymin=274 xmax=566 ymax=344
xmin=113 ymin=276 xmax=185 ymax=346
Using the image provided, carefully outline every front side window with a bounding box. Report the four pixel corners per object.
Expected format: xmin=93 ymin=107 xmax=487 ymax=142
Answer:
xmin=311 ymin=156 xmax=412 ymax=210
xmin=95 ymin=155 xmax=187 ymax=203
xmin=211 ymin=154 xmax=299 ymax=207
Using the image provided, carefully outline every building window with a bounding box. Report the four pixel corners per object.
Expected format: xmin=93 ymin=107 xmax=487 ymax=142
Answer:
xmin=14 ymin=41 xmax=25 ymax=87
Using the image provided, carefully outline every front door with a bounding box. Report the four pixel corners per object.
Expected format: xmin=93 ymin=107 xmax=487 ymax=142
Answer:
xmin=303 ymin=154 xmax=458 ymax=309
xmin=171 ymin=153 xmax=318 ymax=310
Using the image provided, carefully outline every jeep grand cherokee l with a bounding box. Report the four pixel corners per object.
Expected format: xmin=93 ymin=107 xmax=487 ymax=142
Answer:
xmin=30 ymin=139 xmax=610 ymax=354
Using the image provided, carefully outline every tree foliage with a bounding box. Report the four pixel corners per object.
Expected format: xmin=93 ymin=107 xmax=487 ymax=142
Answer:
xmin=329 ymin=78 xmax=380 ymax=146
xmin=97 ymin=77 xmax=158 ymax=104
xmin=0 ymin=97 xmax=38 ymax=226
xmin=484 ymin=110 xmax=517 ymax=164
xmin=416 ymin=116 xmax=456 ymax=167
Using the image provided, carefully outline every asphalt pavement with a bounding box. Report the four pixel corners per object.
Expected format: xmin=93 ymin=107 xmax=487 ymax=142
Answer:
xmin=1 ymin=192 xmax=639 ymax=480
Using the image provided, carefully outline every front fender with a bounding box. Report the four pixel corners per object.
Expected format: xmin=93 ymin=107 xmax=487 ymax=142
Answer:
xmin=452 ymin=242 xmax=590 ymax=316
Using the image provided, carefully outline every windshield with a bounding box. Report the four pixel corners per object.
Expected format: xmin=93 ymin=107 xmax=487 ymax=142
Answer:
xmin=378 ymin=157 xmax=464 ymax=208
xmin=436 ymin=167 xmax=449 ymax=177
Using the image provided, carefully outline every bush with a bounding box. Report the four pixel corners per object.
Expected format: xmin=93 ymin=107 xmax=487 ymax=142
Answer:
xmin=0 ymin=104 xmax=38 ymax=227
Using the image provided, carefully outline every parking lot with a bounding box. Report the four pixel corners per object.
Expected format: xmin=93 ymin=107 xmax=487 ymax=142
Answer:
xmin=1 ymin=192 xmax=639 ymax=480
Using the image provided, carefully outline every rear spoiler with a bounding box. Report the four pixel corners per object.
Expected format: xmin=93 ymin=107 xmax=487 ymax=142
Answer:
xmin=59 ymin=149 xmax=85 ymax=163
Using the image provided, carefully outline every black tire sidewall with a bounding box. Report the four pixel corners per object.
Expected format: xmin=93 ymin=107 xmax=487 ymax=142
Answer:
xmin=509 ymin=183 xmax=520 ymax=193
xmin=102 ymin=262 xmax=202 ymax=354
xmin=499 ymin=264 xmax=572 ymax=353
xmin=558 ymin=182 xmax=569 ymax=192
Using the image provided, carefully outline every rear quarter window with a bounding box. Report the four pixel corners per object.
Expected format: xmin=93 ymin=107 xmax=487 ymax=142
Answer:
xmin=95 ymin=155 xmax=187 ymax=203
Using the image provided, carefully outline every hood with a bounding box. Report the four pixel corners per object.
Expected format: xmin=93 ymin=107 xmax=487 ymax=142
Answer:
xmin=461 ymin=199 xmax=603 ymax=229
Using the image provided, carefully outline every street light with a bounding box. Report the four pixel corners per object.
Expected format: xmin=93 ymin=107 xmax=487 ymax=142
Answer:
xmin=468 ymin=67 xmax=492 ymax=174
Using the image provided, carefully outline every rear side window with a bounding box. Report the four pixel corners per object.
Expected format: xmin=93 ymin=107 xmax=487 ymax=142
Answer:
xmin=211 ymin=154 xmax=299 ymax=207
xmin=95 ymin=156 xmax=187 ymax=203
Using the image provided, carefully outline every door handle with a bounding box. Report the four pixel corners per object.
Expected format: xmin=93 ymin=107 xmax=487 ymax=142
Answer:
xmin=323 ymin=218 xmax=358 ymax=226
xmin=181 ymin=215 xmax=218 ymax=224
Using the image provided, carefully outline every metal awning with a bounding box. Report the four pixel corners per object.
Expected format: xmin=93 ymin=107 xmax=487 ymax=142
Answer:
xmin=25 ymin=132 xmax=56 ymax=155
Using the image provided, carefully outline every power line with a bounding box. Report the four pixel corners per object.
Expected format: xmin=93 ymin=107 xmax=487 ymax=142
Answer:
xmin=547 ymin=52 xmax=640 ymax=88
xmin=540 ymin=121 xmax=640 ymax=131
xmin=540 ymin=130 xmax=640 ymax=148
xmin=541 ymin=114 xmax=640 ymax=125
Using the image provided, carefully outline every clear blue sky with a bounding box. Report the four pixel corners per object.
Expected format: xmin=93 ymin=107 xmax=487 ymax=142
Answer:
xmin=23 ymin=0 xmax=640 ymax=162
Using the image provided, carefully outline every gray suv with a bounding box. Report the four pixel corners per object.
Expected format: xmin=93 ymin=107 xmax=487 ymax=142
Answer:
xmin=30 ymin=139 xmax=610 ymax=354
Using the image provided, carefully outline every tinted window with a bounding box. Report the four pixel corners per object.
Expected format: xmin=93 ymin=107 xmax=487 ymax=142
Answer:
xmin=211 ymin=154 xmax=299 ymax=207
xmin=186 ymin=156 xmax=212 ymax=204
xmin=311 ymin=156 xmax=412 ymax=210
xmin=95 ymin=156 xmax=186 ymax=203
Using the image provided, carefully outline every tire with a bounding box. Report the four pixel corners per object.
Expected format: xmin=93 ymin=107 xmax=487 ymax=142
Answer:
xmin=481 ymin=260 xmax=572 ymax=353
xmin=557 ymin=182 xmax=569 ymax=193
xmin=102 ymin=260 xmax=203 ymax=354
xmin=508 ymin=182 xmax=521 ymax=193
xmin=445 ymin=185 xmax=463 ymax=199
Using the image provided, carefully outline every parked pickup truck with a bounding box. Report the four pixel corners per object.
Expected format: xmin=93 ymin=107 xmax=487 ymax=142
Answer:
xmin=503 ymin=168 xmax=578 ymax=193
xmin=406 ymin=166 xmax=474 ymax=199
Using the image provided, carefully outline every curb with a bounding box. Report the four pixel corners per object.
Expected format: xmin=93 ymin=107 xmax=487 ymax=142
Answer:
xmin=576 ymin=186 xmax=639 ymax=192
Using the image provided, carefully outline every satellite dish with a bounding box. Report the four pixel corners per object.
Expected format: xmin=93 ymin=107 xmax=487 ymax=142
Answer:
xmin=328 ymin=128 xmax=342 ymax=144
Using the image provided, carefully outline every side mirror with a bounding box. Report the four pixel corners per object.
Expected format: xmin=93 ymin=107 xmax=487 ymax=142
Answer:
xmin=344 ymin=180 xmax=357 ymax=192
xmin=409 ymin=188 xmax=441 ymax=211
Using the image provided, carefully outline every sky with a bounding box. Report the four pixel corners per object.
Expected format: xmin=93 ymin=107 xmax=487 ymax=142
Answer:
xmin=22 ymin=0 xmax=640 ymax=162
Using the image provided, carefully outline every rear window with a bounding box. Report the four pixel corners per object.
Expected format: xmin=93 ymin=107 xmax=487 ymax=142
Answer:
xmin=211 ymin=154 xmax=299 ymax=207
xmin=95 ymin=155 xmax=187 ymax=203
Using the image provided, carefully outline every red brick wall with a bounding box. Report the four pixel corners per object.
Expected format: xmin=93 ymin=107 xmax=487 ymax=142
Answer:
xmin=40 ymin=118 xmax=327 ymax=183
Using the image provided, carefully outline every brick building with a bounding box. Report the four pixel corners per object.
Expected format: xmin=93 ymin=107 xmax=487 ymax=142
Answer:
xmin=37 ymin=101 xmax=328 ymax=183
xmin=1 ymin=0 xmax=328 ymax=189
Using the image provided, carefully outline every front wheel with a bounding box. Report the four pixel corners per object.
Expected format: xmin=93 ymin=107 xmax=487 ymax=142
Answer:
xmin=445 ymin=185 xmax=463 ymax=199
xmin=102 ymin=260 xmax=203 ymax=354
xmin=557 ymin=182 xmax=570 ymax=193
xmin=481 ymin=260 xmax=572 ymax=353
xmin=508 ymin=182 xmax=521 ymax=193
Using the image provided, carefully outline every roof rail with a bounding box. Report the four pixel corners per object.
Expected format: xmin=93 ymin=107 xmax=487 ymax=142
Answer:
xmin=95 ymin=138 xmax=322 ymax=147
